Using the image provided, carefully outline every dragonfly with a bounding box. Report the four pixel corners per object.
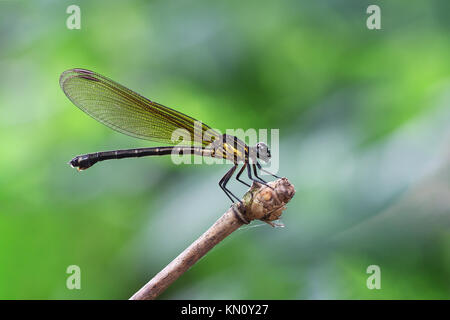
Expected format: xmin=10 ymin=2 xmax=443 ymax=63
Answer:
xmin=60 ymin=68 xmax=279 ymax=203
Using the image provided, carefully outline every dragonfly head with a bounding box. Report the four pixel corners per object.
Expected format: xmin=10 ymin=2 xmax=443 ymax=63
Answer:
xmin=256 ymin=142 xmax=271 ymax=163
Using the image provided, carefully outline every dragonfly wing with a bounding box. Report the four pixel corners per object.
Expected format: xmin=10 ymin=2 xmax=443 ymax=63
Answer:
xmin=60 ymin=69 xmax=220 ymax=146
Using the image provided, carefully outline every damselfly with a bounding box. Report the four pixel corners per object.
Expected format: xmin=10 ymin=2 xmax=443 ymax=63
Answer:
xmin=60 ymin=69 xmax=279 ymax=203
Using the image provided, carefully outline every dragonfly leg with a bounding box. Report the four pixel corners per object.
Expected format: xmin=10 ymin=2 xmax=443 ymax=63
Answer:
xmin=219 ymin=164 xmax=242 ymax=203
xmin=236 ymin=163 xmax=251 ymax=188
xmin=246 ymin=163 xmax=272 ymax=188
xmin=253 ymin=163 xmax=275 ymax=190
xmin=252 ymin=163 xmax=268 ymax=184
xmin=219 ymin=167 xmax=235 ymax=202
xmin=256 ymin=162 xmax=281 ymax=179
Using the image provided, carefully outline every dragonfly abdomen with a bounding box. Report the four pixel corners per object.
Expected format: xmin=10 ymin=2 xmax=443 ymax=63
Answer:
xmin=70 ymin=146 xmax=219 ymax=170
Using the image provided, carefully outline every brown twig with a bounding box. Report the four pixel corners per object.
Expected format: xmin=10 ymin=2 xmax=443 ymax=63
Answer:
xmin=129 ymin=178 xmax=295 ymax=300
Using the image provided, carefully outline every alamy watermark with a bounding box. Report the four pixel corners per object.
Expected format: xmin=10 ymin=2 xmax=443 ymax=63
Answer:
xmin=168 ymin=121 xmax=280 ymax=175
xmin=366 ymin=5 xmax=381 ymax=30
xmin=66 ymin=5 xmax=81 ymax=30
xmin=366 ymin=265 xmax=381 ymax=290
xmin=66 ymin=265 xmax=81 ymax=290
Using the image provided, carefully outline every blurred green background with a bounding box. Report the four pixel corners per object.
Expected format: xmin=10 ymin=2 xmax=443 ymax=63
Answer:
xmin=0 ymin=0 xmax=449 ymax=299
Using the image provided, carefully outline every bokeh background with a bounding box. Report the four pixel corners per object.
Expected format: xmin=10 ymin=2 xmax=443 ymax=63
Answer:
xmin=0 ymin=0 xmax=449 ymax=299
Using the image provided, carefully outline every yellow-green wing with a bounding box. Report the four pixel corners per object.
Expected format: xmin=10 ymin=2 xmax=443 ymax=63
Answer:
xmin=60 ymin=69 xmax=220 ymax=146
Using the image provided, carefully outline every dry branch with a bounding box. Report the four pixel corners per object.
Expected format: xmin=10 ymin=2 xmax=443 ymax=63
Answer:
xmin=129 ymin=177 xmax=295 ymax=300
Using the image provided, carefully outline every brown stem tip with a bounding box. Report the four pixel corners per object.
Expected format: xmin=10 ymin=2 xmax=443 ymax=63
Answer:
xmin=129 ymin=178 xmax=295 ymax=300
xmin=239 ymin=177 xmax=296 ymax=226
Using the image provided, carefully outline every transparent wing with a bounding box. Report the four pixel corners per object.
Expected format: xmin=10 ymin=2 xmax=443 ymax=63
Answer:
xmin=60 ymin=69 xmax=220 ymax=145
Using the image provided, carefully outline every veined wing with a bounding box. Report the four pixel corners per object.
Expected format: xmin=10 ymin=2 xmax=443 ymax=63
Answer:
xmin=60 ymin=69 xmax=220 ymax=146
